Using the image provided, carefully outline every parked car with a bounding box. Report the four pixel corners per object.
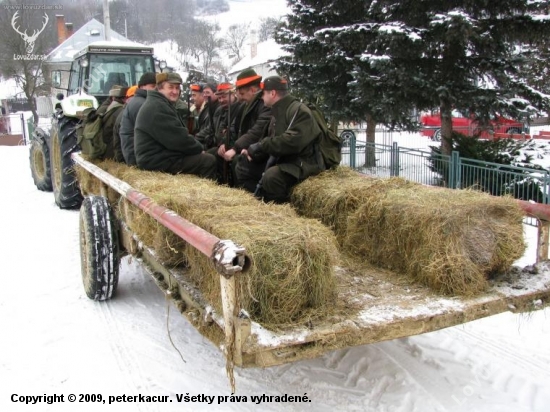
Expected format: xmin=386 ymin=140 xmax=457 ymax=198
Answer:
xmin=420 ymin=110 xmax=527 ymax=141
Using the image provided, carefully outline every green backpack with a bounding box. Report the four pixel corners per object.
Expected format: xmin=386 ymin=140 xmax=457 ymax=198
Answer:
xmin=77 ymin=107 xmax=106 ymax=160
xmin=305 ymin=103 xmax=342 ymax=169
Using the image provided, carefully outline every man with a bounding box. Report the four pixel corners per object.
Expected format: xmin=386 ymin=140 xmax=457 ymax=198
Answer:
xmin=134 ymin=72 xmax=216 ymax=179
xmin=195 ymin=82 xmax=220 ymax=149
xmin=119 ymin=72 xmax=156 ymax=165
xmin=220 ymin=68 xmax=271 ymax=189
xmin=113 ymin=85 xmax=137 ymax=162
xmin=189 ymin=83 xmax=205 ymax=134
xmin=101 ymin=85 xmax=128 ymax=160
xmin=215 ymin=83 xmax=242 ymax=184
xmin=211 ymin=82 xmax=240 ymax=150
xmin=241 ymin=76 xmax=324 ymax=203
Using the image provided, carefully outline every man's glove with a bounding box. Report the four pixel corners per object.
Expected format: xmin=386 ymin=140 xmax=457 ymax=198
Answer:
xmin=247 ymin=142 xmax=267 ymax=162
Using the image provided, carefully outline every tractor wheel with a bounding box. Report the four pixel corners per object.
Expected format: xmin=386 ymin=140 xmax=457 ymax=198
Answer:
xmin=29 ymin=131 xmax=52 ymax=192
xmin=79 ymin=196 xmax=120 ymax=301
xmin=50 ymin=113 xmax=83 ymax=209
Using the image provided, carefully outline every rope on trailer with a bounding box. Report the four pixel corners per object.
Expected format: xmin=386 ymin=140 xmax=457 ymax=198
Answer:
xmin=165 ymin=274 xmax=186 ymax=364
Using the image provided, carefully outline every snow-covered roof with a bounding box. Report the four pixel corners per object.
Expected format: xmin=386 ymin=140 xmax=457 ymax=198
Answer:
xmin=229 ymin=39 xmax=288 ymax=75
xmin=46 ymin=19 xmax=140 ymax=63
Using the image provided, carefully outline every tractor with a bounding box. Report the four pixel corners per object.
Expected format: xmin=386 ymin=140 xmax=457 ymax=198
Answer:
xmin=29 ymin=42 xmax=157 ymax=209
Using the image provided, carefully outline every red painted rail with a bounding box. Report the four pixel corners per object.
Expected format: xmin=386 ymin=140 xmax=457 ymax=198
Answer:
xmin=72 ymin=153 xmax=249 ymax=276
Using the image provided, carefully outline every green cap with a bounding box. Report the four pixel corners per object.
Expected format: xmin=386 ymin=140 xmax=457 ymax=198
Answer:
xmin=156 ymin=72 xmax=183 ymax=85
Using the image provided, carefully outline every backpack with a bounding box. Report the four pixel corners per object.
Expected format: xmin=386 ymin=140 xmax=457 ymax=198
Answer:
xmin=305 ymin=103 xmax=342 ymax=169
xmin=76 ymin=107 xmax=106 ymax=160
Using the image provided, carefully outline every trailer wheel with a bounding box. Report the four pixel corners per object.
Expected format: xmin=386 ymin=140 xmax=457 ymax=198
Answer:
xmin=29 ymin=136 xmax=52 ymax=191
xmin=79 ymin=196 xmax=120 ymax=300
xmin=50 ymin=113 xmax=83 ymax=209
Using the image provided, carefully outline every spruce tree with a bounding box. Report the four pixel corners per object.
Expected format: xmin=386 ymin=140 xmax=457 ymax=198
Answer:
xmin=276 ymin=0 xmax=550 ymax=156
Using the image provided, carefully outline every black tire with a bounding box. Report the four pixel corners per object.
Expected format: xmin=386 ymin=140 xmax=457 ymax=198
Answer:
xmin=50 ymin=112 xmax=83 ymax=209
xmin=340 ymin=130 xmax=356 ymax=148
xmin=507 ymin=127 xmax=522 ymax=135
xmin=29 ymin=130 xmax=52 ymax=191
xmin=79 ymin=196 xmax=120 ymax=300
xmin=432 ymin=129 xmax=442 ymax=141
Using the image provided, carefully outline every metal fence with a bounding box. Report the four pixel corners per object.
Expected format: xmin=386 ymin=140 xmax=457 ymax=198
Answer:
xmin=342 ymin=134 xmax=550 ymax=225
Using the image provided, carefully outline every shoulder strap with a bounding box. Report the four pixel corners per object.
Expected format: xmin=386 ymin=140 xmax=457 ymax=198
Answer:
xmin=286 ymin=99 xmax=302 ymax=131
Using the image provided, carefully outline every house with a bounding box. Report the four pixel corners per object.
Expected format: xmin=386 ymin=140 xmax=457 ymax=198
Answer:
xmin=228 ymin=38 xmax=288 ymax=82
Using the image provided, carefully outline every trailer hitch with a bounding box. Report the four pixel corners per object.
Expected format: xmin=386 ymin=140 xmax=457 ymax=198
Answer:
xmin=212 ymin=240 xmax=251 ymax=278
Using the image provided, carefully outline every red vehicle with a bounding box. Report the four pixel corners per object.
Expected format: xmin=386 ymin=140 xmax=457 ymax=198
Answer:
xmin=420 ymin=110 xmax=527 ymax=141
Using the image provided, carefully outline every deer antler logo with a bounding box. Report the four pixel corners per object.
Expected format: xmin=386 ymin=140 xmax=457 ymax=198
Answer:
xmin=11 ymin=11 xmax=49 ymax=54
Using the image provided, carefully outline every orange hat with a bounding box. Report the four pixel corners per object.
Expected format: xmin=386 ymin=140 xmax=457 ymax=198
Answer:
xmin=215 ymin=82 xmax=233 ymax=95
xmin=235 ymin=68 xmax=262 ymax=89
xmin=126 ymin=85 xmax=138 ymax=98
xmin=190 ymin=84 xmax=203 ymax=92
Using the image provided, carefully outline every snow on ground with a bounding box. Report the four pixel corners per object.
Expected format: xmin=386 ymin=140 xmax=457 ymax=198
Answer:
xmin=0 ymin=145 xmax=549 ymax=412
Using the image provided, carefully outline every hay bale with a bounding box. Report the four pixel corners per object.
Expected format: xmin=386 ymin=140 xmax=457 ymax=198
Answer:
xmin=77 ymin=161 xmax=338 ymax=326
xmin=292 ymin=167 xmax=415 ymax=242
xmin=292 ymin=167 xmax=525 ymax=296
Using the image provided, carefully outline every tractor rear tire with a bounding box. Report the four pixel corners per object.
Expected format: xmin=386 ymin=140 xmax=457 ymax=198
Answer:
xmin=50 ymin=113 xmax=83 ymax=209
xmin=79 ymin=196 xmax=120 ymax=301
xmin=29 ymin=133 xmax=52 ymax=192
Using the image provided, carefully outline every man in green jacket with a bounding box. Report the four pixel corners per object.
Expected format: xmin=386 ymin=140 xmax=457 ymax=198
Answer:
xmin=223 ymin=68 xmax=271 ymax=190
xmin=134 ymin=73 xmax=216 ymax=179
xmin=241 ymin=76 xmax=324 ymax=203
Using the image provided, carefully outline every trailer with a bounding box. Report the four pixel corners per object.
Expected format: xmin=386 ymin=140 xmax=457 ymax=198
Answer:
xmin=73 ymin=153 xmax=550 ymax=391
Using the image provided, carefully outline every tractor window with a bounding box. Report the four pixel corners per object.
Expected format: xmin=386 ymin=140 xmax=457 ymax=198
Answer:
xmin=67 ymin=60 xmax=82 ymax=95
xmin=86 ymin=54 xmax=155 ymax=95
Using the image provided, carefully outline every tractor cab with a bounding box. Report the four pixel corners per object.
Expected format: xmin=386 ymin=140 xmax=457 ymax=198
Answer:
xmin=54 ymin=42 xmax=156 ymax=106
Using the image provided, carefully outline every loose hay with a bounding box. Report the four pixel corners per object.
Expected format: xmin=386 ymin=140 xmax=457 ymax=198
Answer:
xmin=76 ymin=161 xmax=338 ymax=326
xmin=292 ymin=167 xmax=525 ymax=296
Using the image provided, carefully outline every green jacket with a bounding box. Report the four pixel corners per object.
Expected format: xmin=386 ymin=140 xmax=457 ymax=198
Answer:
xmin=135 ymin=90 xmax=203 ymax=172
xmin=259 ymin=94 xmax=323 ymax=180
xmin=232 ymin=92 xmax=271 ymax=152
xmin=102 ymin=100 xmax=124 ymax=160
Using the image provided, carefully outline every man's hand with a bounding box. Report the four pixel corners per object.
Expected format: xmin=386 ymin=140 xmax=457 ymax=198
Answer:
xmin=223 ymin=148 xmax=236 ymax=162
xmin=241 ymin=149 xmax=252 ymax=161
xmin=217 ymin=144 xmax=227 ymax=157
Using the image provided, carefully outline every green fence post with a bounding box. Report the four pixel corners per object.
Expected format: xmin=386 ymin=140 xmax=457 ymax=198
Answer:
xmin=390 ymin=142 xmax=399 ymax=177
xmin=350 ymin=133 xmax=356 ymax=169
xmin=449 ymin=151 xmax=461 ymax=189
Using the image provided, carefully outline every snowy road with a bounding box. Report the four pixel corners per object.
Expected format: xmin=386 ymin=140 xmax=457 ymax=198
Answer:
xmin=1 ymin=145 xmax=549 ymax=412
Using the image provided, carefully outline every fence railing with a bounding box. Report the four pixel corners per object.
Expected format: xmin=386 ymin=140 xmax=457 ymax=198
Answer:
xmin=342 ymin=137 xmax=550 ymax=206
